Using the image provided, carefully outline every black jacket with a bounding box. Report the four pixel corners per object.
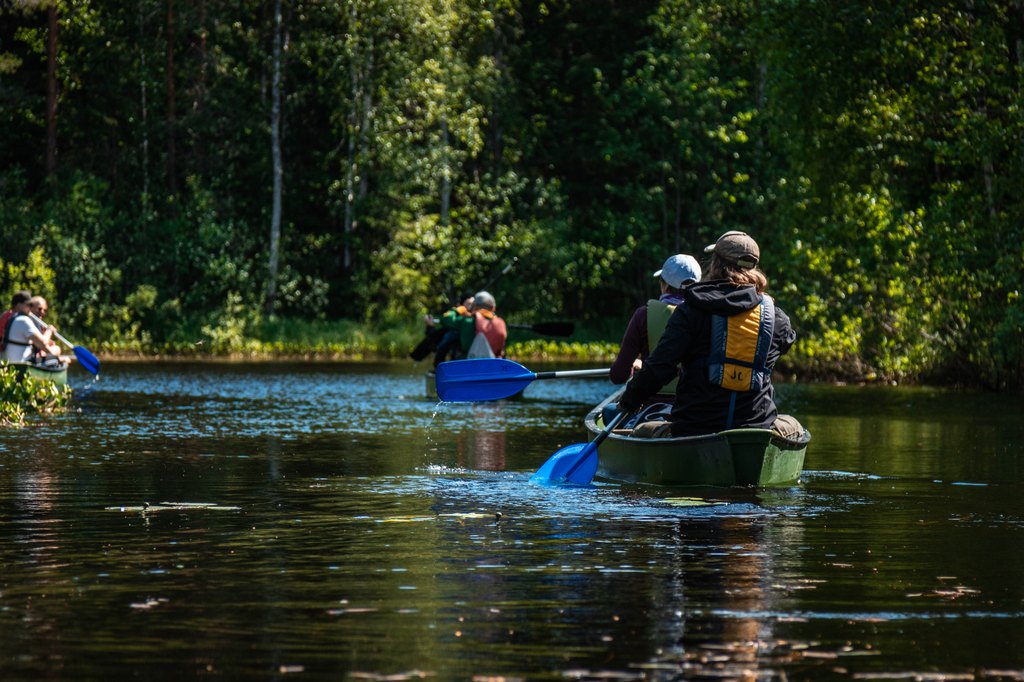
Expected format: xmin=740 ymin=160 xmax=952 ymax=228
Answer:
xmin=618 ymin=281 xmax=796 ymax=436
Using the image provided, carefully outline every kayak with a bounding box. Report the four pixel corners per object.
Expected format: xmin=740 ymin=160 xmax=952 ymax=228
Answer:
xmin=9 ymin=362 xmax=69 ymax=386
xmin=585 ymin=390 xmax=809 ymax=487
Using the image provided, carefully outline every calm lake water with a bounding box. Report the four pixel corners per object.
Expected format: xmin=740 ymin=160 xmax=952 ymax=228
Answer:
xmin=1 ymin=361 xmax=1023 ymax=680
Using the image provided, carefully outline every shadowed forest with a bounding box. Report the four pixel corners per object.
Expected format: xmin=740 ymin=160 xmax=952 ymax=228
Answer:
xmin=1 ymin=0 xmax=1022 ymax=389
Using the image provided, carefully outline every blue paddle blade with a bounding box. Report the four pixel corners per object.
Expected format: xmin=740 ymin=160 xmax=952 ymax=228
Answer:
xmin=435 ymin=358 xmax=535 ymax=402
xmin=530 ymin=441 xmax=599 ymax=486
xmin=74 ymin=346 xmax=100 ymax=375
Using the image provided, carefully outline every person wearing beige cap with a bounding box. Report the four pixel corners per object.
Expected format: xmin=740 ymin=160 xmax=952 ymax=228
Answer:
xmin=609 ymin=254 xmax=701 ymax=388
xmin=617 ymin=231 xmax=805 ymax=440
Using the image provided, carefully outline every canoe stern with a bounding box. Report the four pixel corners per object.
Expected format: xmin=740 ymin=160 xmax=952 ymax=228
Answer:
xmin=586 ymin=390 xmax=809 ymax=488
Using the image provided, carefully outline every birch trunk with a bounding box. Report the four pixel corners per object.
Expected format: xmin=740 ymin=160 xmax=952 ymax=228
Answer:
xmin=45 ymin=1 xmax=58 ymax=179
xmin=138 ymin=0 xmax=150 ymax=214
xmin=440 ymin=118 xmax=451 ymax=226
xmin=165 ymin=0 xmax=177 ymax=199
xmin=265 ymin=0 xmax=284 ymax=314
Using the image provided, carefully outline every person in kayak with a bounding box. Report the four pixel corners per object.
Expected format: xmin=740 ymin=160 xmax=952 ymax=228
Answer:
xmin=609 ymin=253 xmax=702 ymax=387
xmin=617 ymin=231 xmax=803 ymax=439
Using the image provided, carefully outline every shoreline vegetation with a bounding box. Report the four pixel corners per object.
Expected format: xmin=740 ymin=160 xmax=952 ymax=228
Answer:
xmin=0 ymin=366 xmax=74 ymax=427
xmin=0 ymin=314 xmax=995 ymax=428
xmin=83 ymin=318 xmax=967 ymax=388
xmin=3 ymin=2 xmax=1022 ymax=393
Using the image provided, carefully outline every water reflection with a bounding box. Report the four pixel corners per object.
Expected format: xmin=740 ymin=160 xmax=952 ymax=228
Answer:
xmin=0 ymin=363 xmax=1023 ymax=679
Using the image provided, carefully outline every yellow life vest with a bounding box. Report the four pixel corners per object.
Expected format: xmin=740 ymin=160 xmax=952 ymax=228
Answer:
xmin=706 ymin=295 xmax=775 ymax=427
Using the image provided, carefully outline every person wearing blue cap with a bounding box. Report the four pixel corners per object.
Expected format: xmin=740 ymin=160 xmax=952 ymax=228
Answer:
xmin=617 ymin=231 xmax=804 ymax=439
xmin=609 ymin=253 xmax=702 ymax=388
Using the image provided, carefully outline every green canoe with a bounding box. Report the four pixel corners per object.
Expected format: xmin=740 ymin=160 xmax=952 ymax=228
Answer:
xmin=586 ymin=390 xmax=809 ymax=487
xmin=10 ymin=362 xmax=69 ymax=386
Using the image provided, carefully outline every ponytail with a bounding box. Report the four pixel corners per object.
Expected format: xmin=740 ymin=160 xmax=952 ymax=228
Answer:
xmin=705 ymin=255 xmax=769 ymax=293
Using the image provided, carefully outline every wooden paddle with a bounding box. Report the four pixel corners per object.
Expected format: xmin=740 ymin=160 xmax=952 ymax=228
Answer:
xmin=530 ymin=411 xmax=627 ymax=486
xmin=434 ymin=357 xmax=609 ymax=402
xmin=28 ymin=312 xmax=101 ymax=375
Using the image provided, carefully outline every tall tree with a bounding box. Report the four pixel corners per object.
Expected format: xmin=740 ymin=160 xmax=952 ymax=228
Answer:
xmin=45 ymin=0 xmax=57 ymax=179
xmin=165 ymin=0 xmax=177 ymax=199
xmin=265 ymin=0 xmax=285 ymax=313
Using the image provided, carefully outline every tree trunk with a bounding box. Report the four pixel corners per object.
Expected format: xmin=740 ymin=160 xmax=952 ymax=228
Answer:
xmin=45 ymin=1 xmax=58 ymax=179
xmin=342 ymin=32 xmax=375 ymax=273
xmin=138 ymin=0 xmax=150 ymax=215
xmin=343 ymin=7 xmax=359 ymax=273
xmin=191 ymin=0 xmax=208 ymax=173
xmin=265 ymin=0 xmax=284 ymax=314
xmin=165 ymin=0 xmax=177 ymax=200
xmin=440 ymin=118 xmax=451 ymax=226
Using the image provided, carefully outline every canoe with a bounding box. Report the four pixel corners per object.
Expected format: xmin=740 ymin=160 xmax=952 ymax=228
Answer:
xmin=585 ymin=390 xmax=809 ymax=487
xmin=9 ymin=362 xmax=69 ymax=386
xmin=425 ymin=369 xmax=525 ymax=401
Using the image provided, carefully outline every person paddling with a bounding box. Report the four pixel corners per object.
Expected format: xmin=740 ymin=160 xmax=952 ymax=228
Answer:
xmin=467 ymin=291 xmax=507 ymax=358
xmin=609 ymin=253 xmax=702 ymax=387
xmin=1 ymin=291 xmax=63 ymax=366
xmin=27 ymin=296 xmax=73 ymax=366
xmin=617 ymin=231 xmax=804 ymax=439
xmin=425 ymin=296 xmax=475 ymax=366
xmin=0 ymin=289 xmax=31 ymax=342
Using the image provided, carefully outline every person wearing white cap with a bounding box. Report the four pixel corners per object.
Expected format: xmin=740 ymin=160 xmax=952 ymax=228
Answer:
xmin=609 ymin=254 xmax=702 ymax=387
xmin=617 ymin=231 xmax=805 ymax=440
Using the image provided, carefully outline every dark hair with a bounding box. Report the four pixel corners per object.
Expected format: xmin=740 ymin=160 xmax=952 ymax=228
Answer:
xmin=663 ymin=281 xmax=688 ymax=296
xmin=11 ymin=290 xmax=31 ymax=307
xmin=704 ymin=255 xmax=768 ymax=292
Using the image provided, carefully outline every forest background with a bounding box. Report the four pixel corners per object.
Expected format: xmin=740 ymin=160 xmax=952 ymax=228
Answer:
xmin=1 ymin=0 xmax=1022 ymax=390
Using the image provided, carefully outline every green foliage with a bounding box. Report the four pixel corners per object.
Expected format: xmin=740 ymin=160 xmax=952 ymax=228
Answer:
xmin=0 ymin=0 xmax=1021 ymax=387
xmin=0 ymin=365 xmax=73 ymax=428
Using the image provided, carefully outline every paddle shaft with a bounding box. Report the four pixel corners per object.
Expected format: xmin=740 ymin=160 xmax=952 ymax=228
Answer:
xmin=530 ymin=409 xmax=628 ymax=486
xmin=479 ymin=257 xmax=517 ymax=293
xmin=450 ymin=257 xmax=518 ymax=307
xmin=507 ymin=321 xmax=574 ymax=337
xmin=28 ymin=312 xmax=73 ymax=349
xmin=562 ymin=411 xmax=628 ymax=482
xmin=533 ymin=368 xmax=610 ymax=380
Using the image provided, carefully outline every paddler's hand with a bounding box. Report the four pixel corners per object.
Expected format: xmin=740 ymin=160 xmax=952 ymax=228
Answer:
xmin=615 ymin=399 xmax=640 ymax=415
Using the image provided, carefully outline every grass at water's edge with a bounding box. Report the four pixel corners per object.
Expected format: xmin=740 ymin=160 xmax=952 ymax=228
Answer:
xmin=68 ymin=317 xmax=1001 ymax=388
xmin=90 ymin=317 xmax=624 ymax=363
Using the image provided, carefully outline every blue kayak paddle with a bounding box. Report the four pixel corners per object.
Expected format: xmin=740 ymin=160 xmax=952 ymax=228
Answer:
xmin=29 ymin=312 xmax=101 ymax=375
xmin=530 ymin=411 xmax=627 ymax=486
xmin=434 ymin=358 xmax=610 ymax=402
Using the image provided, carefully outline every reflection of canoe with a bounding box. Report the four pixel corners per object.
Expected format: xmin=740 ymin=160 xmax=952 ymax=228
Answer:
xmin=425 ymin=370 xmax=525 ymax=401
xmin=10 ymin=362 xmax=69 ymax=386
xmin=585 ymin=390 xmax=809 ymax=487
